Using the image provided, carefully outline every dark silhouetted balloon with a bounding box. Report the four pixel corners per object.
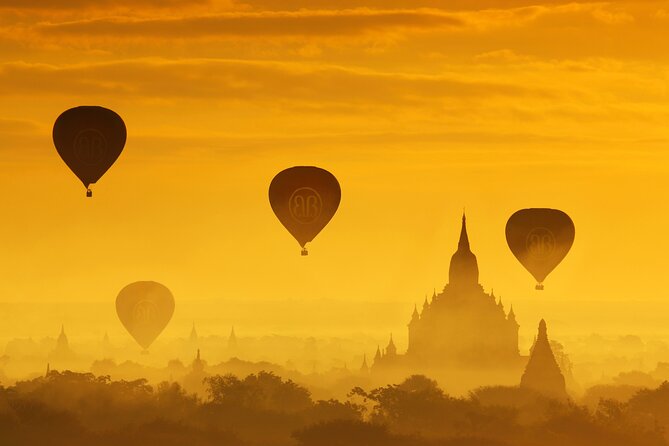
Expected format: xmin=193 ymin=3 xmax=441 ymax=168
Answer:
xmin=506 ymin=208 xmax=575 ymax=290
xmin=269 ymin=166 xmax=341 ymax=255
xmin=53 ymin=106 xmax=126 ymax=197
xmin=116 ymin=281 xmax=174 ymax=352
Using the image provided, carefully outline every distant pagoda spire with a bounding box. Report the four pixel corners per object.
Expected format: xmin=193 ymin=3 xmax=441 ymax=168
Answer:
xmin=228 ymin=326 xmax=238 ymax=350
xmin=374 ymin=345 xmax=382 ymax=363
xmin=189 ymin=322 xmax=198 ymax=343
xmin=58 ymin=324 xmax=66 ymax=341
xmin=102 ymin=331 xmax=111 ymax=353
xmin=192 ymin=348 xmax=205 ymax=373
xmin=386 ymin=333 xmax=397 ymax=356
xmin=411 ymin=304 xmax=420 ymax=321
xmin=360 ymin=354 xmax=369 ymax=373
xmin=57 ymin=324 xmax=69 ymax=349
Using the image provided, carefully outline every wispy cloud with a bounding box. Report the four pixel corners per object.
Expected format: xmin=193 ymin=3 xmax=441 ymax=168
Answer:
xmin=35 ymin=10 xmax=464 ymax=38
xmin=0 ymin=59 xmax=546 ymax=103
xmin=0 ymin=0 xmax=210 ymax=10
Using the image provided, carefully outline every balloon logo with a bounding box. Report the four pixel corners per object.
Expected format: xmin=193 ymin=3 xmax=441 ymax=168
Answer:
xmin=53 ymin=106 xmax=126 ymax=197
xmin=132 ymin=299 xmax=160 ymax=324
xmin=289 ymin=187 xmax=323 ymax=224
xmin=116 ymin=281 xmax=174 ymax=353
xmin=526 ymin=227 xmax=556 ymax=259
xmin=269 ymin=166 xmax=341 ymax=255
xmin=506 ymin=208 xmax=575 ymax=290
xmin=73 ymin=129 xmax=107 ymax=165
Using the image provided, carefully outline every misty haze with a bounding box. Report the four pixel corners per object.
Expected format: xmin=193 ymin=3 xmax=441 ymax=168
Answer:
xmin=2 ymin=0 xmax=669 ymax=445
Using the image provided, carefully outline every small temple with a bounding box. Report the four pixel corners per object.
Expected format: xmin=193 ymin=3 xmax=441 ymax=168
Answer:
xmin=520 ymin=320 xmax=568 ymax=400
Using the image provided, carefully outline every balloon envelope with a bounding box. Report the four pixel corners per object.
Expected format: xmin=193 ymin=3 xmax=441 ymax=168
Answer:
xmin=116 ymin=281 xmax=174 ymax=350
xmin=505 ymin=208 xmax=575 ymax=289
xmin=53 ymin=106 xmax=126 ymax=193
xmin=269 ymin=166 xmax=341 ymax=254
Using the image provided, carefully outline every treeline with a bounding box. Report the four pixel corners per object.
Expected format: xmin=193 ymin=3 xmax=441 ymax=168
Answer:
xmin=1 ymin=371 xmax=668 ymax=446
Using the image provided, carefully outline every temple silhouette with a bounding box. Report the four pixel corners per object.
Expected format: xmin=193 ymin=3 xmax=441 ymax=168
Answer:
xmin=49 ymin=324 xmax=76 ymax=364
xmin=521 ymin=319 xmax=568 ymax=400
xmin=371 ymin=214 xmax=566 ymax=394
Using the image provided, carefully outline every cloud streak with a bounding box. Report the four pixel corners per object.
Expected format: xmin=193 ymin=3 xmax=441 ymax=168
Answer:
xmin=0 ymin=0 xmax=209 ymax=9
xmin=0 ymin=59 xmax=546 ymax=104
xmin=36 ymin=10 xmax=465 ymax=38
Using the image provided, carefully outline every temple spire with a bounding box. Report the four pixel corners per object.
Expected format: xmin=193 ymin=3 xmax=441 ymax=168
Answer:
xmin=449 ymin=212 xmax=479 ymax=287
xmin=374 ymin=345 xmax=382 ymax=363
xmin=508 ymin=304 xmax=517 ymax=320
xmin=228 ymin=326 xmax=238 ymax=350
xmin=192 ymin=348 xmax=205 ymax=373
xmin=189 ymin=322 xmax=198 ymax=342
xmin=57 ymin=324 xmax=68 ymax=347
xmin=360 ymin=354 xmax=369 ymax=373
xmin=386 ymin=334 xmax=397 ymax=356
xmin=458 ymin=212 xmax=470 ymax=251
xmin=520 ymin=319 xmax=567 ymax=400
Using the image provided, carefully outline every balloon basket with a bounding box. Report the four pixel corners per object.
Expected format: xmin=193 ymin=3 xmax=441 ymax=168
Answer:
xmin=535 ymin=284 xmax=544 ymax=291
xmin=301 ymin=248 xmax=308 ymax=256
xmin=86 ymin=189 xmax=92 ymax=198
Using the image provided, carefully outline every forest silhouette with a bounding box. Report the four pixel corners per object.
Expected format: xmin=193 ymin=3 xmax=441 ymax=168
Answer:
xmin=2 ymin=369 xmax=669 ymax=446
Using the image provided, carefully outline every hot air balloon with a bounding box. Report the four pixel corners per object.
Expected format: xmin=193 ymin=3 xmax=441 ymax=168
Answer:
xmin=505 ymin=208 xmax=575 ymax=290
xmin=53 ymin=106 xmax=126 ymax=197
xmin=116 ymin=281 xmax=174 ymax=353
xmin=269 ymin=166 xmax=341 ymax=255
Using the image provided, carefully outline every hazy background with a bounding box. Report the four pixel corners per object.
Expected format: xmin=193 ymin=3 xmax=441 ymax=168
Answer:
xmin=1 ymin=0 xmax=668 ymax=383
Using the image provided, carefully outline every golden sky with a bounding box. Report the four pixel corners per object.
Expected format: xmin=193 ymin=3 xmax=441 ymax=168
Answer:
xmin=1 ymin=0 xmax=668 ymax=346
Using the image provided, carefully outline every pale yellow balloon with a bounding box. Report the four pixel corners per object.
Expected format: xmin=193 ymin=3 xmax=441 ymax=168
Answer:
xmin=116 ymin=281 xmax=175 ymax=351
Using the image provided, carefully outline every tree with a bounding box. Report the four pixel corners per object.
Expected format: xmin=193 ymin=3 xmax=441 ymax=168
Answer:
xmin=205 ymin=371 xmax=312 ymax=413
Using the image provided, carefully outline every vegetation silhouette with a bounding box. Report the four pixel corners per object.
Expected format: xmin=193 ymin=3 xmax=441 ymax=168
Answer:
xmin=2 ymin=369 xmax=669 ymax=446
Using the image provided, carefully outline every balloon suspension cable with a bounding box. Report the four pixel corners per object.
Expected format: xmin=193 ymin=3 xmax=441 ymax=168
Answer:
xmin=301 ymin=248 xmax=309 ymax=256
xmin=86 ymin=188 xmax=92 ymax=198
xmin=535 ymin=283 xmax=544 ymax=291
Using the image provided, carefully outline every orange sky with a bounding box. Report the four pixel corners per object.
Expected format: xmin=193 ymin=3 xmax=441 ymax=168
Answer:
xmin=0 ymin=0 xmax=668 ymax=348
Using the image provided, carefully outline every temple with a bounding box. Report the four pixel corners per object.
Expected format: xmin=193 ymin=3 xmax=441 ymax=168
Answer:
xmin=189 ymin=322 xmax=199 ymax=344
xmin=520 ymin=320 xmax=568 ymax=400
xmin=372 ymin=214 xmax=527 ymax=389
xmin=49 ymin=324 xmax=76 ymax=363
